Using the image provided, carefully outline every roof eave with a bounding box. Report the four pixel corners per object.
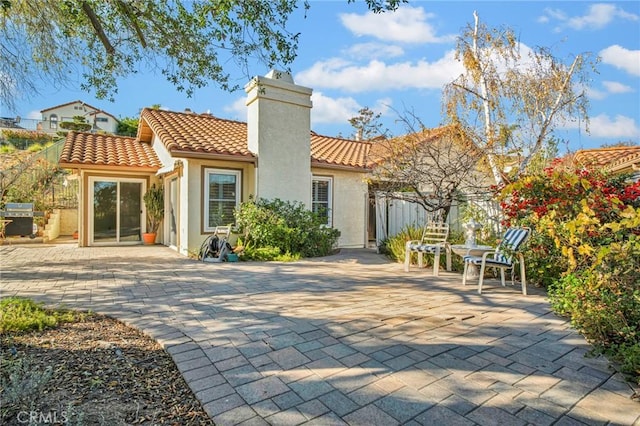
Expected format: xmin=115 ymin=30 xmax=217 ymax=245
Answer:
xmin=59 ymin=162 xmax=160 ymax=173
xmin=171 ymin=151 xmax=257 ymax=163
xmin=311 ymin=161 xmax=370 ymax=172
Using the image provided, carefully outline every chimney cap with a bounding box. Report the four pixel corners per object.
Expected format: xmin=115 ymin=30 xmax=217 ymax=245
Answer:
xmin=265 ymin=70 xmax=294 ymax=84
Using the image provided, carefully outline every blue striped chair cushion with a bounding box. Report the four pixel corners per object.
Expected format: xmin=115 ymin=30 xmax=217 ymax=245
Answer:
xmin=463 ymin=228 xmax=529 ymax=268
xmin=464 ymin=256 xmax=512 ymax=267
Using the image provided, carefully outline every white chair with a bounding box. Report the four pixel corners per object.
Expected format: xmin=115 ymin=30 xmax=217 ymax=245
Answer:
xmin=462 ymin=227 xmax=530 ymax=295
xmin=404 ymin=222 xmax=451 ymax=276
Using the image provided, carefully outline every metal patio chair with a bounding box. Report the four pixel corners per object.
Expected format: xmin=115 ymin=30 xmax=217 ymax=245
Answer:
xmin=462 ymin=227 xmax=531 ymax=295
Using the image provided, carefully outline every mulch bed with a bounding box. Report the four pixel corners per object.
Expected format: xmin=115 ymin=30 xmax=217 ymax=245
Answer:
xmin=1 ymin=314 xmax=214 ymax=425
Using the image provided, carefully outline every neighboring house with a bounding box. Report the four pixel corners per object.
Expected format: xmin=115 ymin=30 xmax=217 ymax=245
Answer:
xmin=574 ymin=146 xmax=640 ymax=180
xmin=59 ymin=71 xmax=371 ymax=255
xmin=41 ymin=100 xmax=119 ymax=135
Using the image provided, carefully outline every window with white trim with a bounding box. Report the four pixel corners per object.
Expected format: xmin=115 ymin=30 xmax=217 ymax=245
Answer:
xmin=204 ymin=168 xmax=241 ymax=231
xmin=312 ymin=176 xmax=332 ymax=226
xmin=49 ymin=114 xmax=58 ymax=129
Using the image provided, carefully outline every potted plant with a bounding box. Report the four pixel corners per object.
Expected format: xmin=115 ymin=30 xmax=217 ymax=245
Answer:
xmin=142 ymin=183 xmax=164 ymax=244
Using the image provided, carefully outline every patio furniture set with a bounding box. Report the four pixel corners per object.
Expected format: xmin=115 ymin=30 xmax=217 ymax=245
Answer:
xmin=404 ymin=222 xmax=531 ymax=295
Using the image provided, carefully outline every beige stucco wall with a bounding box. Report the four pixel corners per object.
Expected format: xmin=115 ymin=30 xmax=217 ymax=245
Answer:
xmin=59 ymin=208 xmax=78 ymax=235
xmin=313 ymin=167 xmax=368 ymax=248
xmin=178 ymin=158 xmax=255 ymax=257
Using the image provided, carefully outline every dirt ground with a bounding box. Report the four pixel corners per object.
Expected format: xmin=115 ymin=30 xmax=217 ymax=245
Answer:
xmin=1 ymin=314 xmax=214 ymax=425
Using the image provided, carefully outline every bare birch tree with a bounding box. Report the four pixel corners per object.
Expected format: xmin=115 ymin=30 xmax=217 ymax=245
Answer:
xmin=444 ymin=11 xmax=594 ymax=185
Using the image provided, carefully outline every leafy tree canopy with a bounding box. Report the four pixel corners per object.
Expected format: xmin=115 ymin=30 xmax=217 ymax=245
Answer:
xmin=116 ymin=116 xmax=139 ymax=137
xmin=1 ymin=0 xmax=406 ymax=111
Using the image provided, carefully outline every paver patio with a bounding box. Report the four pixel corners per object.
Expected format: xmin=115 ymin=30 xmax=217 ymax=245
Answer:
xmin=1 ymin=243 xmax=639 ymax=425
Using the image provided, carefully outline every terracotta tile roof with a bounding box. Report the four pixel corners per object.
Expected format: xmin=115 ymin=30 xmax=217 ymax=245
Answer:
xmin=311 ymin=133 xmax=371 ymax=170
xmin=139 ymin=109 xmax=253 ymax=160
xmin=367 ymin=126 xmax=472 ymax=166
xmin=574 ymin=146 xmax=640 ymax=170
xmin=59 ymin=132 xmax=161 ymax=169
xmin=139 ymin=108 xmax=372 ymax=170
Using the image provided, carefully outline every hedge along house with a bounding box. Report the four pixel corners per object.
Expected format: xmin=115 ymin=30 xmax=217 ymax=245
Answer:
xmin=59 ymin=71 xmax=372 ymax=255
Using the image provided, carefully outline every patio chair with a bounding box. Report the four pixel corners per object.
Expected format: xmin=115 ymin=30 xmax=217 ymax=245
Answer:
xmin=462 ymin=227 xmax=530 ymax=295
xmin=404 ymin=222 xmax=451 ymax=276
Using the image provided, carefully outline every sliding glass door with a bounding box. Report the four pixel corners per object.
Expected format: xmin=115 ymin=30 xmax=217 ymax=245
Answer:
xmin=91 ymin=178 xmax=144 ymax=244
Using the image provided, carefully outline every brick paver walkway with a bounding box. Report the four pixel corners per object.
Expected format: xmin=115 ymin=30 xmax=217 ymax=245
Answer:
xmin=1 ymin=243 xmax=638 ymax=425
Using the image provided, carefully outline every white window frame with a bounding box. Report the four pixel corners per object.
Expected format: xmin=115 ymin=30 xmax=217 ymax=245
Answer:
xmin=203 ymin=168 xmax=241 ymax=232
xmin=312 ymin=176 xmax=333 ymax=227
xmin=49 ymin=114 xmax=58 ymax=129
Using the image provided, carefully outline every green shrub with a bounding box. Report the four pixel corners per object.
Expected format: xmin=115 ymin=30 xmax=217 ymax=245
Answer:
xmin=0 ymin=297 xmax=81 ymax=334
xmin=234 ymin=197 xmax=340 ymax=259
xmin=547 ymin=207 xmax=640 ymax=384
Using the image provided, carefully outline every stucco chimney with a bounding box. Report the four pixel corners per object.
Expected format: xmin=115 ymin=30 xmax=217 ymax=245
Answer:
xmin=245 ymin=70 xmax=313 ymax=207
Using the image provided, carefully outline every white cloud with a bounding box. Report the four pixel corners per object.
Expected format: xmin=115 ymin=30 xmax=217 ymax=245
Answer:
xmin=586 ymin=81 xmax=634 ymax=100
xmin=223 ymin=97 xmax=247 ymax=121
xmin=339 ymin=6 xmax=455 ymax=44
xmin=310 ymin=92 xmax=361 ymax=126
xmin=563 ymin=113 xmax=640 ymax=138
xmin=586 ymin=87 xmax=607 ymax=101
xmin=540 ymin=3 xmax=638 ymax=31
xmin=602 ymin=81 xmax=634 ymax=94
xmin=567 ymin=4 xmax=637 ymax=29
xmin=543 ymin=8 xmax=568 ymax=21
xmin=599 ymin=45 xmax=640 ymax=76
xmin=343 ymin=43 xmax=405 ymax=60
xmin=296 ymin=50 xmax=462 ymax=93
xmin=373 ymin=97 xmax=393 ymax=115
xmin=221 ymin=92 xmax=388 ymax=128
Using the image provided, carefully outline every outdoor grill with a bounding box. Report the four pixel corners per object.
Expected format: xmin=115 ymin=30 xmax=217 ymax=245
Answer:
xmin=1 ymin=203 xmax=36 ymax=236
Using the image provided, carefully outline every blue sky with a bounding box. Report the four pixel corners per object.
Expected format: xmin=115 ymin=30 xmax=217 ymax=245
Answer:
xmin=10 ymin=1 xmax=640 ymax=151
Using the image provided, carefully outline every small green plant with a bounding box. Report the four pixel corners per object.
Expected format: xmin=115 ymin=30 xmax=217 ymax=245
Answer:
xmin=26 ymin=142 xmax=44 ymax=152
xmin=143 ymin=184 xmax=164 ymax=234
xmin=241 ymin=245 xmax=301 ymax=261
xmin=0 ymin=356 xmax=53 ymax=421
xmin=0 ymin=297 xmax=81 ymax=334
xmin=0 ymin=144 xmax=16 ymax=153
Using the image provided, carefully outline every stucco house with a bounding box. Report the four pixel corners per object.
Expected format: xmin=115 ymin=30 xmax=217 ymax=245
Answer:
xmin=41 ymin=100 xmax=119 ymax=135
xmin=59 ymin=71 xmax=372 ymax=255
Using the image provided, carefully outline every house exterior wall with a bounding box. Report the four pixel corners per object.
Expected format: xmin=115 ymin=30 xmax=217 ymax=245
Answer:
xmin=90 ymin=111 xmax=118 ymax=134
xmin=177 ymin=158 xmax=256 ymax=257
xmin=313 ymin=167 xmax=368 ymax=248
